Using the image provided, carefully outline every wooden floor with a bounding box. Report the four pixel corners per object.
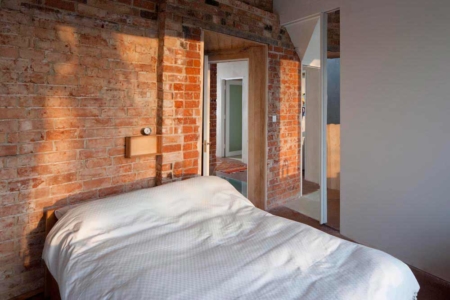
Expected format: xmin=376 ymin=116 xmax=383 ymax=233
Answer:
xmin=269 ymin=206 xmax=450 ymax=300
xmin=301 ymin=179 xmax=341 ymax=230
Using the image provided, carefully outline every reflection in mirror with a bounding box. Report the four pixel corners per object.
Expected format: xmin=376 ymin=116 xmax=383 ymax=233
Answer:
xmin=283 ymin=17 xmax=322 ymax=221
xmin=326 ymin=10 xmax=341 ymax=231
xmin=285 ymin=66 xmax=321 ymax=221
xmin=294 ymin=66 xmax=322 ymax=221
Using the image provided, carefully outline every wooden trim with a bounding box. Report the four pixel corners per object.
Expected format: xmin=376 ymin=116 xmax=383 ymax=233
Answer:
xmin=206 ymin=43 xmax=268 ymax=210
xmin=247 ymin=46 xmax=267 ymax=210
xmin=44 ymin=210 xmax=61 ymax=300
xmin=125 ymin=135 xmax=162 ymax=158
xmin=12 ymin=288 xmax=44 ymax=300
xmin=45 ymin=209 xmax=57 ymax=236
xmin=205 ymin=46 xmax=255 ymax=57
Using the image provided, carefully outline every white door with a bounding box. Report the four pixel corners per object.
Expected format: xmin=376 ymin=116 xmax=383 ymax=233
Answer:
xmin=202 ymin=56 xmax=210 ymax=176
xmin=225 ymin=80 xmax=243 ymax=157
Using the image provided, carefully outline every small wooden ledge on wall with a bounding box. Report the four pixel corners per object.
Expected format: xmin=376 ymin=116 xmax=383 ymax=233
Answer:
xmin=125 ymin=135 xmax=162 ymax=158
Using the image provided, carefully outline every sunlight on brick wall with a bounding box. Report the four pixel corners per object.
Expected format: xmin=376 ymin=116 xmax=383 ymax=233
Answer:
xmin=0 ymin=3 xmax=158 ymax=298
xmin=0 ymin=0 xmax=299 ymax=297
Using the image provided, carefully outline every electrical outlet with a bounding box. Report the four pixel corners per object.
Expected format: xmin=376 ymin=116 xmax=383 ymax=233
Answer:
xmin=272 ymin=115 xmax=277 ymax=122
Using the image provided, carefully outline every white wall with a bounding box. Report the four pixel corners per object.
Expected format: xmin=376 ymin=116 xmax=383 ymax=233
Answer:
xmin=301 ymin=20 xmax=321 ymax=68
xmin=275 ymin=0 xmax=341 ymax=25
xmin=216 ymin=61 xmax=249 ymax=164
xmin=283 ymin=16 xmax=318 ymax=63
xmin=275 ymin=0 xmax=450 ymax=281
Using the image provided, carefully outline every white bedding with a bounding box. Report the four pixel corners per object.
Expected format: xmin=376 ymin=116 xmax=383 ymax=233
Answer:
xmin=43 ymin=176 xmax=419 ymax=300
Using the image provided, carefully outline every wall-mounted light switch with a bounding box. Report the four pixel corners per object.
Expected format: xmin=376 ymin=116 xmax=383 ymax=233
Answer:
xmin=272 ymin=115 xmax=277 ymax=122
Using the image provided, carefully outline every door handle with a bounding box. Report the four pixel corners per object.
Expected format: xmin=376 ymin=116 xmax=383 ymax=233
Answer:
xmin=203 ymin=140 xmax=210 ymax=152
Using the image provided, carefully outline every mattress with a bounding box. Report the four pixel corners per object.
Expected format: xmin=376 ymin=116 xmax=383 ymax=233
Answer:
xmin=43 ymin=176 xmax=419 ymax=300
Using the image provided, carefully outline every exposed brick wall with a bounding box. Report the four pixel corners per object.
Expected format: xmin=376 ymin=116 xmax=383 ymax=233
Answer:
xmin=267 ymin=46 xmax=301 ymax=209
xmin=156 ymin=9 xmax=203 ymax=183
xmin=164 ymin=0 xmax=293 ymax=48
xmin=0 ymin=0 xmax=300 ymax=298
xmin=0 ymin=1 xmax=159 ymax=298
xmin=209 ymin=63 xmax=218 ymax=169
xmin=328 ymin=10 xmax=340 ymax=53
xmin=240 ymin=0 xmax=273 ymax=12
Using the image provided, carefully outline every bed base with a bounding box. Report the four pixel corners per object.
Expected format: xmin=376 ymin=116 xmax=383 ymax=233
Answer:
xmin=44 ymin=209 xmax=62 ymax=300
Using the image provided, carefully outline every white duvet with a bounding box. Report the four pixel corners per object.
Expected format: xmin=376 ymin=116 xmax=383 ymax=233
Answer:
xmin=43 ymin=176 xmax=419 ymax=300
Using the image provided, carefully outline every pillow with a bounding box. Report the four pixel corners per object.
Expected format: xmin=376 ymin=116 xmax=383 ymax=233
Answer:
xmin=54 ymin=206 xmax=73 ymax=219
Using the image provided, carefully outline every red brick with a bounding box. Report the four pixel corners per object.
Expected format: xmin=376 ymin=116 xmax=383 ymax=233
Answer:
xmin=46 ymin=129 xmax=78 ymax=141
xmin=183 ymin=150 xmax=198 ymax=160
xmin=134 ymin=0 xmax=156 ymax=11
xmin=9 ymin=178 xmax=46 ymax=192
xmin=17 ymin=165 xmax=52 ymax=178
xmin=50 ymin=182 xmax=83 ymax=196
xmin=0 ymin=145 xmax=17 ymax=157
xmin=45 ymin=0 xmax=76 ymax=11
xmin=162 ymin=144 xmax=181 ymax=153
xmin=0 ymin=108 xmax=26 ymax=119
xmin=83 ymin=177 xmax=111 ymax=191
xmin=112 ymin=173 xmax=136 ymax=185
xmin=86 ymin=157 xmax=112 ymax=169
xmin=79 ymin=34 xmax=109 ymax=47
xmin=19 ymin=188 xmax=50 ymax=201
xmin=19 ymin=142 xmax=54 ymax=154
xmin=69 ymin=190 xmax=98 ymax=204
xmin=46 ymin=172 xmax=77 ymax=186
xmin=0 ymin=46 xmax=18 ymax=59
xmin=79 ymin=148 xmax=107 ymax=159
xmin=185 ymin=68 xmax=200 ymax=75
xmin=98 ymin=185 xmax=124 ymax=198
xmin=86 ymin=138 xmax=113 ymax=149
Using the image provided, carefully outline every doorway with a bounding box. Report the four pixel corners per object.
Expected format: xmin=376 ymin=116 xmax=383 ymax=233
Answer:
xmin=201 ymin=30 xmax=267 ymax=209
xmin=208 ymin=65 xmax=248 ymax=197
xmin=225 ymin=80 xmax=243 ymax=158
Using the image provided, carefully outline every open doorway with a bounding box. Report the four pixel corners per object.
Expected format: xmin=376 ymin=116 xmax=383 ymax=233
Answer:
xmin=201 ymin=31 xmax=267 ymax=209
xmin=209 ymin=64 xmax=248 ymax=197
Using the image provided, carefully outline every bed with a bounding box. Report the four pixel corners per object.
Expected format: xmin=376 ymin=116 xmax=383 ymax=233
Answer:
xmin=43 ymin=176 xmax=419 ymax=299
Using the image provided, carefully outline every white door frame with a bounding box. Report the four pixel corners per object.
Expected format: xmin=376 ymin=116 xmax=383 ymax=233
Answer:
xmin=319 ymin=12 xmax=328 ymax=224
xmin=225 ymin=79 xmax=243 ymax=157
xmin=202 ymin=55 xmax=210 ymax=176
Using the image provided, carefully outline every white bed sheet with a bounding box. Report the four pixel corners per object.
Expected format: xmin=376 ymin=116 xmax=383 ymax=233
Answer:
xmin=43 ymin=176 xmax=419 ymax=300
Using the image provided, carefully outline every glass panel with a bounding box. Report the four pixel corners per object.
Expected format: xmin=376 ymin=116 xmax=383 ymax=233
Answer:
xmin=228 ymin=84 xmax=243 ymax=152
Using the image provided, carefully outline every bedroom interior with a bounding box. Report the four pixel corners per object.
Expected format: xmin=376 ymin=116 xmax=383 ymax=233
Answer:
xmin=0 ymin=0 xmax=449 ymax=299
